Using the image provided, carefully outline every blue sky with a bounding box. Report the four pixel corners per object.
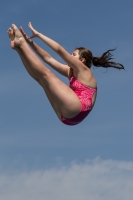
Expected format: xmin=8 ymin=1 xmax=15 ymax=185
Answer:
xmin=0 ymin=0 xmax=133 ymax=199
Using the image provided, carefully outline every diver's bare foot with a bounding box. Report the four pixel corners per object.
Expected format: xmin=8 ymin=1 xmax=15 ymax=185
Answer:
xmin=8 ymin=28 xmax=15 ymax=49
xmin=8 ymin=24 xmax=25 ymax=49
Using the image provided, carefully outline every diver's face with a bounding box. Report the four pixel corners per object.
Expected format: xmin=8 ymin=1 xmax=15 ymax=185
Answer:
xmin=72 ymin=49 xmax=80 ymax=59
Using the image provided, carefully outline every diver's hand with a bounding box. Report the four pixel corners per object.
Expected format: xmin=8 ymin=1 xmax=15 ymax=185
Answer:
xmin=20 ymin=26 xmax=33 ymax=43
xmin=28 ymin=22 xmax=39 ymax=38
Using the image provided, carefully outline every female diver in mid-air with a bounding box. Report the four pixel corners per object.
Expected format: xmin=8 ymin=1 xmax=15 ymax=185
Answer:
xmin=8 ymin=23 xmax=124 ymax=125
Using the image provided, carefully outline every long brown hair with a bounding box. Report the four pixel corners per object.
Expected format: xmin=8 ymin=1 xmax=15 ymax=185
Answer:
xmin=75 ymin=47 xmax=125 ymax=70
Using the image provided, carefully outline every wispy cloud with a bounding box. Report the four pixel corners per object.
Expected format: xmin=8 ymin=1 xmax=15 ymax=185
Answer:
xmin=0 ymin=158 xmax=133 ymax=200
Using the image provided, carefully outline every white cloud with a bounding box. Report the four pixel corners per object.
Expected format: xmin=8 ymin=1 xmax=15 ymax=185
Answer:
xmin=0 ymin=158 xmax=133 ymax=200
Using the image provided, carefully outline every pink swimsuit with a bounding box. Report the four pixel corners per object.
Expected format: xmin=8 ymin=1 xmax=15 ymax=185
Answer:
xmin=61 ymin=74 xmax=97 ymax=125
